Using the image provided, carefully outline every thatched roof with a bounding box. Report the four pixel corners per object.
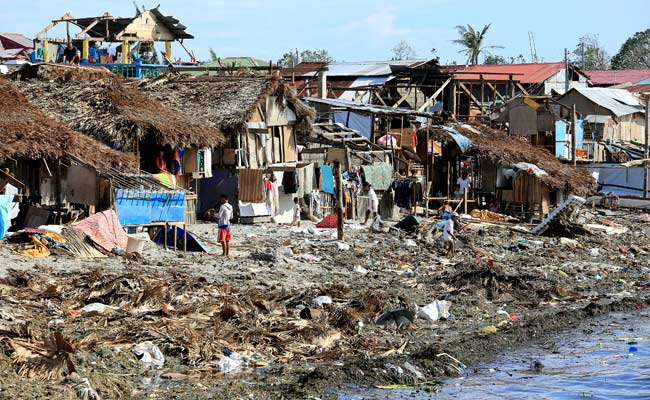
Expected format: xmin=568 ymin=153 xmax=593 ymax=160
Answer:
xmin=421 ymin=123 xmax=596 ymax=196
xmin=0 ymin=76 xmax=136 ymax=171
xmin=15 ymin=71 xmax=226 ymax=150
xmin=135 ymin=73 xmax=315 ymax=133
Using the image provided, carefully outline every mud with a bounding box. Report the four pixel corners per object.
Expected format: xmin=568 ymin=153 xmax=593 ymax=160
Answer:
xmin=0 ymin=207 xmax=648 ymax=399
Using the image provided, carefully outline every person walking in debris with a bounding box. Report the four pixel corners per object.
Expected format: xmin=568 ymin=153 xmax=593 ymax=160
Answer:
xmin=217 ymin=195 xmax=233 ymax=257
xmin=292 ymin=197 xmax=301 ymax=227
xmin=63 ymin=41 xmax=80 ymax=65
xmin=443 ymin=213 xmax=457 ymax=257
xmin=363 ymin=182 xmax=378 ymax=225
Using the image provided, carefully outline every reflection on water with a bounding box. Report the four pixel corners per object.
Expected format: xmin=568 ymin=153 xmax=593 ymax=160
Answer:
xmin=341 ymin=312 xmax=650 ymax=400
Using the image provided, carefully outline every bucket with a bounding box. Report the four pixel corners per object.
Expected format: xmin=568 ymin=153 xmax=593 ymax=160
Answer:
xmin=126 ymin=233 xmax=149 ymax=254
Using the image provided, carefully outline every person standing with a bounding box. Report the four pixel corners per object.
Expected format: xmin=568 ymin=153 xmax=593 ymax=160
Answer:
xmin=363 ymin=182 xmax=378 ymax=225
xmin=217 ymin=195 xmax=233 ymax=257
xmin=292 ymin=197 xmax=301 ymax=227
xmin=456 ymin=170 xmax=472 ymax=199
xmin=443 ymin=214 xmax=457 ymax=257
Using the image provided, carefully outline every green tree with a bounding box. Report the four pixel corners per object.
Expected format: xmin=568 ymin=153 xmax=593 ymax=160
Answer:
xmin=611 ymin=29 xmax=650 ymax=69
xmin=572 ymin=35 xmax=610 ymax=70
xmin=452 ymin=23 xmax=503 ymax=65
xmin=484 ymin=54 xmax=506 ymax=64
xmin=277 ymin=49 xmax=333 ymax=67
xmin=391 ymin=40 xmax=417 ymax=60
xmin=209 ymin=48 xmax=218 ymax=62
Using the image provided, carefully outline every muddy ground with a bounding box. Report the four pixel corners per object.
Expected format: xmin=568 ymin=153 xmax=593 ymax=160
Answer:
xmin=0 ymin=206 xmax=648 ymax=399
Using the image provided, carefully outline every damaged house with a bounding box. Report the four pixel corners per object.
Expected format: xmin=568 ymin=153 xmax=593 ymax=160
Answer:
xmin=0 ymin=75 xmax=136 ymax=227
xmin=136 ymin=73 xmax=316 ymax=222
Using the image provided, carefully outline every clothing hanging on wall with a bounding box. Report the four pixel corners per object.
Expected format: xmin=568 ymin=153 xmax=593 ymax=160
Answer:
xmin=282 ymin=171 xmax=299 ymax=194
xmin=392 ymin=179 xmax=423 ymax=209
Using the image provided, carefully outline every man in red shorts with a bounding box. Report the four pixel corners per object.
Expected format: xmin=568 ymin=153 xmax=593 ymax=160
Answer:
xmin=217 ymin=195 xmax=233 ymax=257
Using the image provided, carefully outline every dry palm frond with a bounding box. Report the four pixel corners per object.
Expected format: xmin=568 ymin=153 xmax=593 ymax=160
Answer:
xmin=10 ymin=331 xmax=76 ymax=380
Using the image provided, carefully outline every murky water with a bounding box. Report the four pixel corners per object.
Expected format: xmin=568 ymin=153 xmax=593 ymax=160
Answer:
xmin=341 ymin=311 xmax=650 ymax=399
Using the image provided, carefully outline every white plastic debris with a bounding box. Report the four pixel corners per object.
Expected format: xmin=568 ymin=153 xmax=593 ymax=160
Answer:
xmin=416 ymin=300 xmax=452 ymax=321
xmin=79 ymin=303 xmax=120 ymax=315
xmin=404 ymin=239 xmax=418 ymax=247
xmin=354 ymin=265 xmax=369 ymax=275
xmin=588 ymin=248 xmax=600 ymax=257
xmin=133 ymin=341 xmax=165 ymax=369
xmin=218 ymin=353 xmax=244 ymax=374
xmin=336 ymin=242 xmax=351 ymax=251
xmin=312 ymin=296 xmax=333 ymax=307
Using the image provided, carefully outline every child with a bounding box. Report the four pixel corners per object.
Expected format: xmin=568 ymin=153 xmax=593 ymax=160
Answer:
xmin=443 ymin=214 xmax=457 ymax=258
xmin=362 ymin=182 xmax=378 ymax=225
xmin=217 ymin=194 xmax=233 ymax=257
xmin=292 ymin=197 xmax=301 ymax=227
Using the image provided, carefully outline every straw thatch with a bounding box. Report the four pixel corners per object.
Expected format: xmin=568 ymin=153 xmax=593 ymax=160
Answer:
xmin=135 ymin=73 xmax=315 ymax=133
xmin=422 ymin=123 xmax=596 ymax=196
xmin=15 ymin=74 xmax=226 ymax=150
xmin=0 ymin=76 xmax=136 ymax=171
xmin=10 ymin=63 xmax=116 ymax=82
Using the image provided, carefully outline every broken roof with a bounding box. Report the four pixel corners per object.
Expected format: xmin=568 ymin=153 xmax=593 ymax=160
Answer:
xmin=421 ymin=123 xmax=596 ymax=196
xmin=0 ymin=76 xmax=136 ymax=171
xmin=304 ymin=97 xmax=437 ymax=118
xmin=136 ymin=74 xmax=315 ymax=132
xmin=0 ymin=33 xmax=33 ymax=49
xmin=450 ymin=62 xmax=567 ymax=84
xmin=564 ymin=87 xmax=644 ymax=117
xmin=15 ymin=66 xmax=225 ymax=149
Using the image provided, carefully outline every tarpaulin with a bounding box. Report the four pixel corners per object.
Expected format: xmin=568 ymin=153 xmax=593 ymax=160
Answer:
xmin=0 ymin=194 xmax=13 ymax=239
xmin=115 ymin=189 xmax=185 ymax=226
xmin=433 ymin=125 xmax=473 ymax=153
xmin=74 ymin=210 xmax=128 ymax=253
xmin=333 ymin=111 xmax=372 ymax=139
xmin=153 ymin=227 xmax=211 ymax=253
xmin=320 ymin=165 xmax=335 ymax=194
xmin=361 ymin=164 xmax=393 ymax=191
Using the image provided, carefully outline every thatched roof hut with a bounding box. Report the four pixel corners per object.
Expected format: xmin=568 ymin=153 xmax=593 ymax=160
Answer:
xmin=0 ymin=76 xmax=136 ymax=171
xmin=15 ymin=71 xmax=226 ymax=151
xmin=135 ymin=74 xmax=315 ymax=133
xmin=421 ymin=123 xmax=596 ymax=196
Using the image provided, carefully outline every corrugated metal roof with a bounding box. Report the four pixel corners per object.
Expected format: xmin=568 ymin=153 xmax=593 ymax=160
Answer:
xmin=571 ymin=88 xmax=644 ymax=117
xmin=0 ymin=33 xmax=33 ymax=49
xmin=304 ymin=97 xmax=436 ymax=117
xmin=453 ymin=62 xmax=566 ymax=84
xmin=583 ymin=69 xmax=650 ymax=86
xmin=584 ymin=115 xmax=613 ymax=124
xmin=626 ymin=84 xmax=650 ymax=93
xmin=324 ymin=60 xmax=427 ymax=77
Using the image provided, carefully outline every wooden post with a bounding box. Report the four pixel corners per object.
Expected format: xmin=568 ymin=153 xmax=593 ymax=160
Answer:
xmin=121 ymin=40 xmax=129 ymax=64
xmin=643 ymin=96 xmax=650 ymax=198
xmin=571 ymin=104 xmax=577 ymax=166
xmin=333 ymin=161 xmax=344 ymax=240
xmin=480 ymin=74 xmax=485 ymax=119
xmin=165 ymin=41 xmax=172 ymax=61
xmin=43 ymin=40 xmax=49 ymax=62
xmin=82 ymin=39 xmax=89 ymax=62
xmin=463 ymin=187 xmax=468 ymax=215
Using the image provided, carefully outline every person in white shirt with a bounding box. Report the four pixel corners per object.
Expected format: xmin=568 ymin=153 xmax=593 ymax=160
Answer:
xmin=443 ymin=215 xmax=457 ymax=257
xmin=217 ymin=195 xmax=233 ymax=257
xmin=292 ymin=197 xmax=301 ymax=227
xmin=455 ymin=170 xmax=472 ymax=199
xmin=363 ymin=182 xmax=378 ymax=224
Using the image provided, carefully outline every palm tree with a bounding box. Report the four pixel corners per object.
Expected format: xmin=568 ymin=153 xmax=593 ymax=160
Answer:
xmin=452 ymin=24 xmax=503 ymax=65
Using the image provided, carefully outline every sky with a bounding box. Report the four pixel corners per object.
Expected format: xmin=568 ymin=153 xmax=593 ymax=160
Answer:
xmin=1 ymin=0 xmax=649 ymax=65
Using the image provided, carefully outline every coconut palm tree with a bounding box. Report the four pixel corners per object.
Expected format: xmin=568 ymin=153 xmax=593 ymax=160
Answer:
xmin=452 ymin=24 xmax=503 ymax=65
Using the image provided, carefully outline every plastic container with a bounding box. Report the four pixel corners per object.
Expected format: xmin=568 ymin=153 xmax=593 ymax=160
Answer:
xmin=126 ymin=234 xmax=148 ymax=254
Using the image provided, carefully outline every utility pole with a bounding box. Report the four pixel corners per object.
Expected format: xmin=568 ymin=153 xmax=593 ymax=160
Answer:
xmin=571 ymin=104 xmax=577 ymax=166
xmin=333 ymin=161 xmax=344 ymax=240
xmin=643 ymin=95 xmax=650 ymax=198
xmin=564 ymin=48 xmax=570 ymax=94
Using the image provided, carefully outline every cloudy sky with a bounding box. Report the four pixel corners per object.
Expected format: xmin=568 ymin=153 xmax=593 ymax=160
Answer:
xmin=2 ymin=0 xmax=648 ymax=64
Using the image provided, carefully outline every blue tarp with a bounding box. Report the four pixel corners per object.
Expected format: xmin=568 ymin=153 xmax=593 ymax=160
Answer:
xmin=333 ymin=110 xmax=372 ymax=139
xmin=0 ymin=194 xmax=13 ymax=239
xmin=320 ymin=165 xmax=335 ymax=194
xmin=433 ymin=125 xmax=473 ymax=153
xmin=115 ymin=189 xmax=186 ymax=226
xmin=153 ymin=226 xmax=211 ymax=253
xmin=555 ymin=120 xmax=567 ymax=158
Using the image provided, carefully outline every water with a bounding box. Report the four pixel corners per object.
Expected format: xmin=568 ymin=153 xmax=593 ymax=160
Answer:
xmin=340 ymin=311 xmax=650 ymax=399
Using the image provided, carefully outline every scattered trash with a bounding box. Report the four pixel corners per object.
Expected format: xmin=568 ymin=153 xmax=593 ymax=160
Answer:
xmin=402 ymin=361 xmax=426 ymax=380
xmin=78 ymin=303 xmax=120 ymax=316
xmin=218 ymin=352 xmax=244 ymax=374
xmin=629 ymin=346 xmax=638 ymax=353
xmin=312 ymin=296 xmax=333 ymax=307
xmin=560 ymin=238 xmax=579 ymax=247
xmin=336 ymin=242 xmax=351 ymax=251
xmin=133 ymin=341 xmax=165 ymax=369
xmin=481 ymin=325 xmax=498 ymax=335
xmin=384 ymin=363 xmax=404 ymax=375
xmin=588 ymin=248 xmax=600 ymax=257
xmin=404 ymin=239 xmax=418 ymax=247
xmin=416 ymin=300 xmax=452 ymax=322
xmin=376 ymin=308 xmax=415 ymax=329
xmin=353 ymin=265 xmax=369 ymax=275
xmin=299 ymin=307 xmax=322 ymax=320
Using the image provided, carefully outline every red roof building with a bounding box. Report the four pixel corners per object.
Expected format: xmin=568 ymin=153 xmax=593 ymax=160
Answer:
xmin=583 ymin=69 xmax=650 ymax=87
